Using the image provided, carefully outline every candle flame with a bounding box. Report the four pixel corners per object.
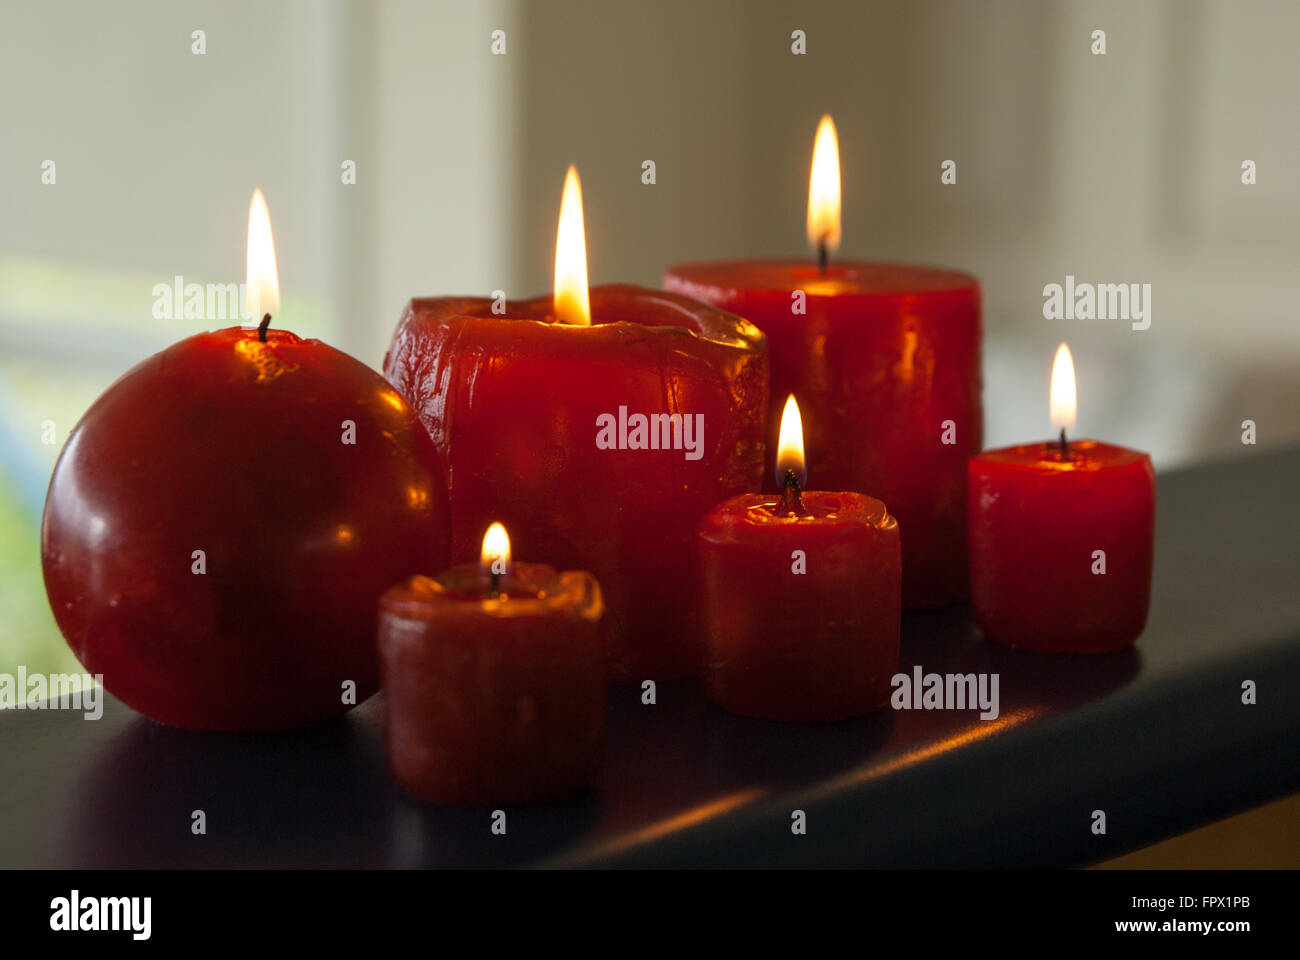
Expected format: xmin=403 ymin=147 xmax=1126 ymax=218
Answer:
xmin=480 ymin=522 xmax=512 ymax=580
xmin=1050 ymin=342 xmax=1077 ymax=433
xmin=245 ymin=189 xmax=280 ymax=325
xmin=553 ymin=165 xmax=591 ymax=326
xmin=775 ymin=394 xmax=807 ymax=489
xmin=806 ymin=115 xmax=842 ymax=256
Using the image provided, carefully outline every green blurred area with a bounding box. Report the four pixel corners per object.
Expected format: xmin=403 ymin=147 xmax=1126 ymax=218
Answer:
xmin=0 ymin=260 xmax=180 ymax=675
xmin=0 ymin=468 xmax=79 ymax=677
xmin=0 ymin=308 xmax=125 ymax=678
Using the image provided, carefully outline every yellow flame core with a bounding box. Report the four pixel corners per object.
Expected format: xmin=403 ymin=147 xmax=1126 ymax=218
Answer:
xmin=775 ymin=394 xmax=807 ymax=488
xmin=245 ymin=188 xmax=280 ymax=325
xmin=553 ymin=166 xmax=591 ymax=326
xmin=481 ymin=522 xmax=512 ymax=579
xmin=1050 ymin=342 xmax=1077 ymax=433
xmin=807 ymin=115 xmax=842 ymax=255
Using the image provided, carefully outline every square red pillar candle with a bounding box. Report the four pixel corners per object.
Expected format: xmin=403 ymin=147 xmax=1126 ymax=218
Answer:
xmin=383 ymin=284 xmax=767 ymax=682
xmin=967 ymin=345 xmax=1155 ymax=653
xmin=378 ymin=525 xmax=606 ymax=806
xmin=695 ymin=397 xmax=901 ymax=721
xmin=665 ymin=261 xmax=980 ymax=611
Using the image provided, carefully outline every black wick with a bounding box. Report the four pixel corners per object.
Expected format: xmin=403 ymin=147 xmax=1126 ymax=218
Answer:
xmin=1059 ymin=427 xmax=1069 ymax=459
xmin=489 ymin=569 xmax=501 ymax=598
xmin=817 ymin=236 xmax=829 ymax=274
xmin=775 ymin=468 xmax=809 ymax=517
xmin=257 ymin=313 xmax=272 ymax=342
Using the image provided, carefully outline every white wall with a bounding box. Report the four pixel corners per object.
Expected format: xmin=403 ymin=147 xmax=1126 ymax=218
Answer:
xmin=359 ymin=0 xmax=521 ymax=365
xmin=0 ymin=0 xmax=519 ymax=366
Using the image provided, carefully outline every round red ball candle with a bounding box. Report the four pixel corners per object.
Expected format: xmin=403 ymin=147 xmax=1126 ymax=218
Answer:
xmin=665 ymin=260 xmax=980 ymax=612
xmin=41 ymin=190 xmax=451 ymax=731
xmin=695 ymin=397 xmax=901 ymax=721
xmin=41 ymin=326 xmax=452 ymax=730
xmin=383 ymin=284 xmax=766 ymax=682
xmin=378 ymin=526 xmax=606 ymax=806
xmin=967 ymin=441 xmax=1154 ymax=653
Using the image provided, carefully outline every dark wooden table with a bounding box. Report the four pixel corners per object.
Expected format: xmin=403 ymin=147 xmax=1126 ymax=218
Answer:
xmin=3 ymin=449 xmax=1298 ymax=868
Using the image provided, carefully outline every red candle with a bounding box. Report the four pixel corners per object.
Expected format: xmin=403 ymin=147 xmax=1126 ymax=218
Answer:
xmin=40 ymin=190 xmax=451 ymax=730
xmin=384 ymin=167 xmax=767 ymax=681
xmin=967 ymin=344 xmax=1155 ymax=653
xmin=665 ymin=115 xmax=982 ymax=610
xmin=378 ymin=522 xmax=606 ymax=806
xmin=696 ymin=396 xmax=900 ymax=721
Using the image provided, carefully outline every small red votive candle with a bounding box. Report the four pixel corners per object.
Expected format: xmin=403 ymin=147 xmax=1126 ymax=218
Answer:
xmin=968 ymin=344 xmax=1155 ymax=653
xmin=696 ymin=396 xmax=901 ymax=722
xmin=378 ymin=523 xmax=606 ymax=806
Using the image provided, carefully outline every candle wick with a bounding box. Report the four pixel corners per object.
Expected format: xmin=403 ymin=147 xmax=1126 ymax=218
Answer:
xmin=258 ymin=313 xmax=272 ymax=343
xmin=489 ymin=570 xmax=501 ymax=598
xmin=817 ymin=237 xmax=828 ymax=274
xmin=775 ymin=469 xmax=809 ymax=517
xmin=1059 ymin=427 xmax=1069 ymax=459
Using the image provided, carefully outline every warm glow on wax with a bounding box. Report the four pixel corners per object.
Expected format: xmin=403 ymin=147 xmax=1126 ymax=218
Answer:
xmin=553 ymin=165 xmax=591 ymax=326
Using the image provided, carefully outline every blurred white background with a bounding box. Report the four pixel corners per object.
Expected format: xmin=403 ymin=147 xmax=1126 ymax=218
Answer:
xmin=2 ymin=0 xmax=1298 ymax=668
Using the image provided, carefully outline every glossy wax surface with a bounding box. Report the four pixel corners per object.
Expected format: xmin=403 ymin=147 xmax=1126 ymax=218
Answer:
xmin=696 ymin=491 xmax=901 ymax=721
xmin=665 ymin=260 xmax=981 ymax=610
xmin=41 ymin=328 xmax=451 ymax=731
xmin=968 ymin=440 xmax=1155 ymax=653
xmin=383 ymin=284 xmax=768 ymax=682
xmin=378 ymin=562 xmax=606 ymax=806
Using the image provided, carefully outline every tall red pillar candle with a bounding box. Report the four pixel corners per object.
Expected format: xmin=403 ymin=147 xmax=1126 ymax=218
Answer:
xmin=696 ymin=396 xmax=901 ymax=721
xmin=665 ymin=116 xmax=982 ymax=610
xmin=378 ymin=523 xmax=606 ymax=806
xmin=967 ymin=344 xmax=1155 ymax=653
xmin=40 ymin=191 xmax=451 ymax=731
xmin=384 ymin=169 xmax=767 ymax=682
